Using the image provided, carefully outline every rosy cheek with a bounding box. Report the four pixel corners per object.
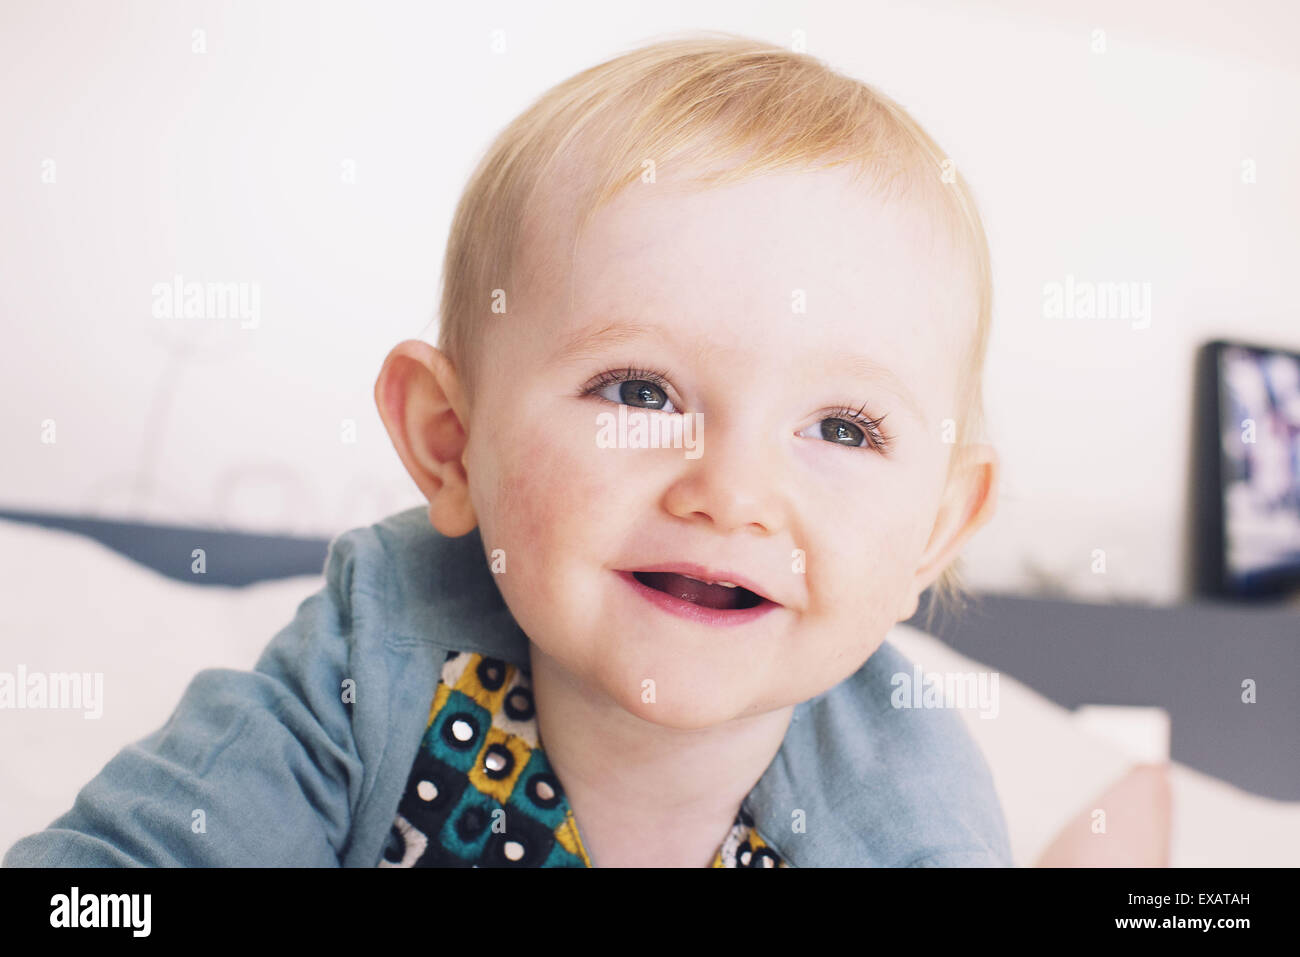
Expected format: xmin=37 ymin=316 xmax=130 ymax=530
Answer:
xmin=816 ymin=493 xmax=921 ymax=625
xmin=483 ymin=419 xmax=608 ymax=552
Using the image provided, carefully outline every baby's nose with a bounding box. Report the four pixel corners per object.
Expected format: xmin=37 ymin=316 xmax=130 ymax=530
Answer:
xmin=660 ymin=427 xmax=785 ymax=534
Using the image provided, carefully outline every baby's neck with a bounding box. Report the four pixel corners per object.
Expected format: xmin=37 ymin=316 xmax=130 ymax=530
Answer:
xmin=526 ymin=640 xmax=794 ymax=867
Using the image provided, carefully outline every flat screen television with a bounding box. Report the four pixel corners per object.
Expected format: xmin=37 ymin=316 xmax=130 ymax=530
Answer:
xmin=1195 ymin=339 xmax=1300 ymax=599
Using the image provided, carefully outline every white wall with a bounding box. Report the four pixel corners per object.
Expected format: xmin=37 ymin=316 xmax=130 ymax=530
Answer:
xmin=3 ymin=0 xmax=1298 ymax=603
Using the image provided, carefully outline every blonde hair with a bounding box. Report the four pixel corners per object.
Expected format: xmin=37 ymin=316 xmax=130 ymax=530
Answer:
xmin=436 ymin=31 xmax=992 ymax=627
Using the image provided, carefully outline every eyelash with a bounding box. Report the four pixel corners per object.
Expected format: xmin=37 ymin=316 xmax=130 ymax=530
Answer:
xmin=579 ymin=365 xmax=893 ymax=454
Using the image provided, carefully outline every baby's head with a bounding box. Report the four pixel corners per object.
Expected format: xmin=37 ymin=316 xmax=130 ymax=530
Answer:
xmin=378 ymin=32 xmax=997 ymax=729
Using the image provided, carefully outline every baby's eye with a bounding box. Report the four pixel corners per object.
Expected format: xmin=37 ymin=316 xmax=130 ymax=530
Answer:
xmin=798 ymin=408 xmax=890 ymax=453
xmin=585 ymin=369 xmax=679 ymax=413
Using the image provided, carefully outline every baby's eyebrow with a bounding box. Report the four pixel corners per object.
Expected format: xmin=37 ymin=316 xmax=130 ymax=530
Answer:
xmin=828 ymin=353 xmax=925 ymax=424
xmin=553 ymin=317 xmax=923 ymax=423
xmin=550 ymin=318 xmax=673 ymax=366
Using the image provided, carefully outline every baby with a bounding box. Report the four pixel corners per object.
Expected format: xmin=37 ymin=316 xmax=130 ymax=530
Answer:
xmin=5 ymin=32 xmax=1007 ymax=868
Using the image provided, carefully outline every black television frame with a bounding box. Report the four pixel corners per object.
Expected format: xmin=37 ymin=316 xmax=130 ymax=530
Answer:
xmin=1193 ymin=338 xmax=1300 ymax=600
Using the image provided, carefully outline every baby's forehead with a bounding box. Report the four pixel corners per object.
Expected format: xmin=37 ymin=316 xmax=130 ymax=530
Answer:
xmin=515 ymin=160 xmax=976 ymax=374
xmin=532 ymin=159 xmax=959 ymax=280
xmin=582 ymin=173 xmax=964 ymax=305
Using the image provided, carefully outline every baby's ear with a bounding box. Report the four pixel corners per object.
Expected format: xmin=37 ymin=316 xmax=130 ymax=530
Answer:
xmin=904 ymin=443 xmax=1000 ymax=611
xmin=374 ymin=340 xmax=478 ymax=537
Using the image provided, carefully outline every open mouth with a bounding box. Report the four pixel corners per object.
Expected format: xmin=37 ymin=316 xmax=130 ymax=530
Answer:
xmin=630 ymin=571 xmax=768 ymax=610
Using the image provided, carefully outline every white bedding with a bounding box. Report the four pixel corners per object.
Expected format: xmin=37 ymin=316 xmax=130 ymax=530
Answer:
xmin=2 ymin=516 xmax=1297 ymax=865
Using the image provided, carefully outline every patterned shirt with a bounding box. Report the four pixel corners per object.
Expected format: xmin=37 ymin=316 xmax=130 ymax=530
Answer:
xmin=379 ymin=650 xmax=787 ymax=868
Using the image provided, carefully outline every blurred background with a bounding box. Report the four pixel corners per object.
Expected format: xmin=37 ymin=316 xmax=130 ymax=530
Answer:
xmin=1 ymin=0 xmax=1298 ymax=602
xmin=2 ymin=0 xmax=1298 ymax=867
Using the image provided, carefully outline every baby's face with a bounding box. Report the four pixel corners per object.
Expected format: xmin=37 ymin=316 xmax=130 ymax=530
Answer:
xmin=462 ymin=164 xmax=972 ymax=728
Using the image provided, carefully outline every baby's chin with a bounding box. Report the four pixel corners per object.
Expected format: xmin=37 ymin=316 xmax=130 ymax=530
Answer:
xmin=582 ymin=654 xmax=794 ymax=731
xmin=609 ymin=690 xmax=770 ymax=732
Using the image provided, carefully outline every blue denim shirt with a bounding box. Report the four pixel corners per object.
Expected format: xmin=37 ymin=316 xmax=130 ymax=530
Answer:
xmin=4 ymin=506 xmax=1012 ymax=867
